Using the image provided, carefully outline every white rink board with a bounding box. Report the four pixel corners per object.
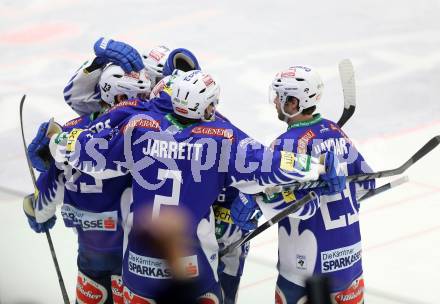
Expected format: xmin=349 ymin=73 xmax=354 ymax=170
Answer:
xmin=1 ymin=0 xmax=440 ymax=303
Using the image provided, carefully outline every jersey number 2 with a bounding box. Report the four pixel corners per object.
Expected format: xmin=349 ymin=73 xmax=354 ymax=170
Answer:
xmin=152 ymin=169 xmax=182 ymax=218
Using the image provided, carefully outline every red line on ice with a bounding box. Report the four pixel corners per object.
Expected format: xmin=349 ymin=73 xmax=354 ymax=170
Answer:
xmin=0 ymin=23 xmax=78 ymax=44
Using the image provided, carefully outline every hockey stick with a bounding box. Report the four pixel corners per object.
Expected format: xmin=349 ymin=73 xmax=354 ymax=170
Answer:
xmin=220 ymin=176 xmax=408 ymax=257
xmin=337 ymin=59 xmax=356 ymax=127
xmin=280 ymin=135 xmax=440 ymax=191
xmin=19 ymin=95 xmax=70 ymax=304
xmin=219 ymin=191 xmax=318 ymax=257
xmin=358 ymin=175 xmax=409 ymax=202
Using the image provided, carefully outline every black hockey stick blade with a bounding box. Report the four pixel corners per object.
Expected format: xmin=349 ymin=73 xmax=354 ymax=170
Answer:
xmin=337 ymin=59 xmax=356 ymax=127
xmin=281 ymin=135 xmax=440 ymax=191
xmin=358 ymin=176 xmax=409 ymax=202
xmin=220 ymin=191 xmax=317 ymax=257
xmin=19 ymin=95 xmax=70 ymax=304
xmin=337 ymin=105 xmax=355 ymax=128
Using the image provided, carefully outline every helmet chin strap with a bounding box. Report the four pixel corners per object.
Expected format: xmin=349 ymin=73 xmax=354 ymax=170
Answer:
xmin=281 ymin=100 xmax=302 ymax=122
xmin=202 ymin=108 xmax=216 ymax=122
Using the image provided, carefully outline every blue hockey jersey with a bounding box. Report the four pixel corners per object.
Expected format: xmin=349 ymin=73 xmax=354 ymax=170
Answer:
xmin=262 ymin=114 xmax=374 ymax=292
xmin=49 ymin=100 xmax=324 ymax=298
xmin=35 ymin=108 xmax=142 ymax=253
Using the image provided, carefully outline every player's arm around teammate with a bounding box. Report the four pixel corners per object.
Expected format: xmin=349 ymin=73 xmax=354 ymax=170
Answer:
xmin=43 ymin=69 xmax=346 ymax=303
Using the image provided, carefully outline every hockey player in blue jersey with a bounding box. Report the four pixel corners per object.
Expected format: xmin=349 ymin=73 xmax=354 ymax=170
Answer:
xmin=46 ymin=69 xmax=346 ymax=303
xmin=62 ymin=37 xmax=250 ymax=303
xmin=24 ymin=63 xmax=151 ymax=304
xmin=64 ymin=37 xmax=200 ymax=116
xmin=233 ymin=66 xmax=374 ymax=304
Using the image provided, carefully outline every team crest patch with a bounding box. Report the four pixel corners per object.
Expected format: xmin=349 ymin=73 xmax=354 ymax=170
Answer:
xmin=296 ymin=254 xmax=307 ymax=270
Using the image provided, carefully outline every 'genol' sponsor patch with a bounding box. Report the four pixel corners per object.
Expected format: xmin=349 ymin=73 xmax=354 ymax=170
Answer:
xmin=321 ymin=241 xmax=362 ymax=273
xmin=191 ymin=126 xmax=233 ymax=139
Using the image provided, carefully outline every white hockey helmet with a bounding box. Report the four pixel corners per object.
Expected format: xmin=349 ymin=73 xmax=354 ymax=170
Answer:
xmin=141 ymin=45 xmax=171 ymax=88
xmin=270 ymin=66 xmax=324 ymax=118
xmin=171 ymin=70 xmax=220 ymax=120
xmin=99 ymin=64 xmax=151 ymax=106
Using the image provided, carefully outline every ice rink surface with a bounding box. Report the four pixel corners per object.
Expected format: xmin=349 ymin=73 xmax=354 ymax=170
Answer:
xmin=1 ymin=0 xmax=440 ymax=303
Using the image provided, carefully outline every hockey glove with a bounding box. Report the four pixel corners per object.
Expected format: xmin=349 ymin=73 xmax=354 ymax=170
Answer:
xmin=320 ymin=151 xmax=346 ymax=195
xmin=231 ymin=192 xmax=262 ymax=231
xmin=163 ymin=48 xmax=201 ymax=76
xmin=94 ymin=37 xmax=144 ymax=73
xmin=23 ymin=194 xmax=56 ymax=233
xmin=28 ymin=119 xmax=62 ymax=172
xmin=28 ymin=122 xmax=51 ymax=172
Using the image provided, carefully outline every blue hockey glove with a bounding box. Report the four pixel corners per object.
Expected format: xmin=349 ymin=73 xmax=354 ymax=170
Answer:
xmin=23 ymin=194 xmax=56 ymax=233
xmin=28 ymin=122 xmax=51 ymax=172
xmin=231 ymin=192 xmax=261 ymax=231
xmin=321 ymin=151 xmax=346 ymax=195
xmin=163 ymin=48 xmax=201 ymax=76
xmin=94 ymin=37 xmax=144 ymax=73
